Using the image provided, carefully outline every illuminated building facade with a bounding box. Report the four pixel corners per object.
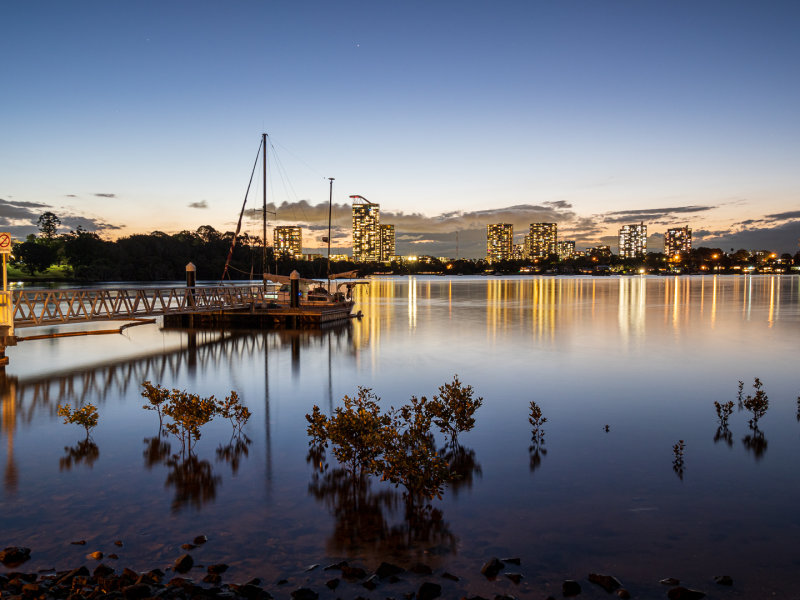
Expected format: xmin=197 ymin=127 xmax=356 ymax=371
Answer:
xmin=618 ymin=223 xmax=647 ymax=258
xmin=380 ymin=224 xmax=395 ymax=262
xmin=528 ymin=223 xmax=558 ymax=258
xmin=665 ymin=226 xmax=692 ymax=259
xmin=487 ymin=223 xmax=513 ymax=262
xmin=273 ymin=226 xmax=302 ymax=257
xmin=352 ymin=197 xmax=381 ymax=262
xmin=557 ymin=240 xmax=576 ymax=260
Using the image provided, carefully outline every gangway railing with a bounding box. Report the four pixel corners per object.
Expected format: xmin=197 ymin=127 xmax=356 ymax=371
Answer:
xmin=10 ymin=284 xmax=279 ymax=328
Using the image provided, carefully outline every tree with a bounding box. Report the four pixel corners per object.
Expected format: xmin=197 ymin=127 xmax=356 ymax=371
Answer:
xmin=13 ymin=240 xmax=57 ymax=274
xmin=37 ymin=212 xmax=61 ymax=241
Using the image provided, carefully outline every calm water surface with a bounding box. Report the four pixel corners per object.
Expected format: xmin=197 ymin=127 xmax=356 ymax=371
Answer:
xmin=2 ymin=275 xmax=799 ymax=598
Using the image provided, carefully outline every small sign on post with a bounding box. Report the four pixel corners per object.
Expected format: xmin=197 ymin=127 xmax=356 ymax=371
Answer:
xmin=0 ymin=232 xmax=14 ymax=344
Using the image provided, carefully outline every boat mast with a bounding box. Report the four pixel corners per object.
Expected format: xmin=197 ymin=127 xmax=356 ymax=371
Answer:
xmin=262 ymin=133 xmax=268 ymax=290
xmin=327 ymin=177 xmax=334 ymax=292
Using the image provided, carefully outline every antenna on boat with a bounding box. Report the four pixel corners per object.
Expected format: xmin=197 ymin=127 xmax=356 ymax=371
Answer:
xmin=327 ymin=177 xmax=334 ymax=293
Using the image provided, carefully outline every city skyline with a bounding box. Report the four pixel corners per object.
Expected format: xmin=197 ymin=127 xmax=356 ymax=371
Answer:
xmin=2 ymin=1 xmax=799 ymax=257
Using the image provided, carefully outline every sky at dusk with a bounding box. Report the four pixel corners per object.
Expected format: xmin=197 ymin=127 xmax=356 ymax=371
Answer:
xmin=2 ymin=0 xmax=799 ymax=257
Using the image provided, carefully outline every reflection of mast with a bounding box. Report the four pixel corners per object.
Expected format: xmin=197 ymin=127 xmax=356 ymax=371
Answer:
xmin=264 ymin=332 xmax=272 ymax=492
xmin=327 ymin=331 xmax=333 ymax=413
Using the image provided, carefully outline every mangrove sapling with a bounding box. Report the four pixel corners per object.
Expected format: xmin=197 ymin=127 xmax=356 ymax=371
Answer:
xmin=305 ymin=387 xmax=392 ymax=482
xmin=743 ymin=377 xmax=769 ymax=427
xmin=216 ymin=391 xmax=251 ymax=438
xmin=427 ymin=375 xmax=483 ymax=445
xmin=380 ymin=395 xmax=451 ymax=506
xmin=57 ymin=403 xmax=99 ymax=439
xmin=141 ymin=380 xmax=170 ymax=430
xmin=162 ymin=389 xmax=218 ymax=455
xmin=714 ymin=400 xmax=734 ymax=427
xmin=528 ymin=400 xmax=547 ymax=445
xmin=672 ymin=440 xmax=686 ymax=480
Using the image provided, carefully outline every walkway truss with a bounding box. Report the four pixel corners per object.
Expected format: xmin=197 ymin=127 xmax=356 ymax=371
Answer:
xmin=10 ymin=284 xmax=277 ymax=328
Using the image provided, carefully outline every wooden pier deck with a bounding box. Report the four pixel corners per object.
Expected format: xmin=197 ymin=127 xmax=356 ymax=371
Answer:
xmin=162 ymin=301 xmax=356 ymax=330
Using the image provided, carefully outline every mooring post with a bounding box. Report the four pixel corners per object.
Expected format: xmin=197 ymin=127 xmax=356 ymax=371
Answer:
xmin=186 ymin=262 xmax=196 ymax=307
xmin=290 ymin=270 xmax=300 ymax=308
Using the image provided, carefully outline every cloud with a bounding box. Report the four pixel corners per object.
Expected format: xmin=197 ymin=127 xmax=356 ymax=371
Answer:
xmin=0 ymin=198 xmax=50 ymax=221
xmin=188 ymin=201 xmax=208 ymax=209
xmin=600 ymin=205 xmax=716 ymax=224
xmin=94 ymin=193 xmax=117 ymax=198
xmin=763 ymin=210 xmax=800 ymax=222
xmin=60 ymin=216 xmax=123 ymax=232
xmin=696 ymin=221 xmax=800 ymax=253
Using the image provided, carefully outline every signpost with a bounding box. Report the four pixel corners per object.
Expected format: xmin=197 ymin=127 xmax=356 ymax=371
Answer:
xmin=0 ymin=232 xmax=14 ymax=365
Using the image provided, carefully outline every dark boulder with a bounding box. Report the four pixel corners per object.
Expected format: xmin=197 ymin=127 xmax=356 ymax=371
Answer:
xmin=417 ymin=581 xmax=442 ymax=600
xmin=173 ymin=554 xmax=193 ymax=574
xmin=480 ymin=558 xmax=504 ymax=579
xmin=0 ymin=547 xmax=31 ymax=567
xmin=376 ymin=562 xmax=405 ymax=578
xmin=290 ymin=588 xmax=318 ymax=600
xmin=562 ymin=580 xmax=582 ymax=596
xmin=667 ymin=587 xmax=706 ymax=600
xmin=714 ymin=575 xmax=733 ymax=586
xmin=588 ymin=573 xmax=622 ymax=593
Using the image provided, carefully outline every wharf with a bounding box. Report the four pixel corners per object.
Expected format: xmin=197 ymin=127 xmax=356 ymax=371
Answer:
xmin=162 ymin=301 xmax=356 ymax=330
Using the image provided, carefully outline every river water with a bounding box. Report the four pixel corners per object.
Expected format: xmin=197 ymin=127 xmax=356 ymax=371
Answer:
xmin=2 ymin=275 xmax=799 ymax=598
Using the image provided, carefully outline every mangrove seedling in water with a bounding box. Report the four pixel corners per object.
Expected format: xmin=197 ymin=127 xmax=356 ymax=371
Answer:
xmin=141 ymin=380 xmax=170 ymax=430
xmin=427 ymin=375 xmax=483 ymax=445
xmin=743 ymin=377 xmax=768 ymax=427
xmin=714 ymin=400 xmax=734 ymax=427
xmin=216 ymin=390 xmax=252 ymax=438
xmin=57 ymin=403 xmax=98 ymax=438
xmin=737 ymin=380 xmax=744 ymax=405
xmin=528 ymin=400 xmax=547 ymax=445
xmin=162 ymin=390 xmax=218 ymax=454
xmin=672 ymin=440 xmax=685 ymax=480
xmin=305 ymin=387 xmax=392 ymax=481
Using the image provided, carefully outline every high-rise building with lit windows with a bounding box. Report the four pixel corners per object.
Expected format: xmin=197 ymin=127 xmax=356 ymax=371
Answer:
xmin=557 ymin=240 xmax=575 ymax=260
xmin=380 ymin=224 xmax=395 ymax=262
xmin=351 ymin=196 xmax=381 ymax=262
xmin=487 ymin=223 xmax=513 ymax=262
xmin=665 ymin=226 xmax=692 ymax=259
xmin=528 ymin=223 xmax=558 ymax=258
xmin=273 ymin=226 xmax=302 ymax=257
xmin=618 ymin=223 xmax=647 ymax=258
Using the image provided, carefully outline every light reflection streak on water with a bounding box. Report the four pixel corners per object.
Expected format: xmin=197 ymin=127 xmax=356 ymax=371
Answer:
xmin=408 ymin=277 xmax=417 ymax=330
xmin=711 ymin=275 xmax=718 ymax=327
xmin=768 ymin=276 xmax=775 ymax=326
xmin=618 ymin=276 xmax=646 ymax=345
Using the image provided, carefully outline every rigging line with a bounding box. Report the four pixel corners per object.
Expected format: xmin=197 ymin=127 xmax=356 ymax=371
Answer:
xmin=267 ymin=139 xmax=303 ymax=222
xmin=221 ymin=139 xmax=263 ymax=283
xmin=267 ymin=139 xmax=311 ymax=226
xmin=269 ymin=137 xmax=328 ymax=181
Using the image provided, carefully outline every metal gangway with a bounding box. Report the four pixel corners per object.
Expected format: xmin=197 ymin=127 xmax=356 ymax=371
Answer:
xmin=8 ymin=284 xmax=278 ymax=328
xmin=0 ymin=283 xmax=280 ymax=365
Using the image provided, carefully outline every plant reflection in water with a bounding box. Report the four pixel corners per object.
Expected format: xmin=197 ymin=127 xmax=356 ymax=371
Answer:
xmin=59 ymin=438 xmax=100 ymax=471
xmin=742 ymin=427 xmax=768 ymax=460
xmin=307 ymin=441 xmax=457 ymax=560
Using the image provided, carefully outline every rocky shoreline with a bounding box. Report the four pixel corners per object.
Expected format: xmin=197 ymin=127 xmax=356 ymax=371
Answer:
xmin=2 ymin=545 xmax=733 ymax=600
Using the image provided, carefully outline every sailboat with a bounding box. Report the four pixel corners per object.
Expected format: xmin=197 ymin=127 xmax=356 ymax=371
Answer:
xmin=221 ymin=134 xmax=357 ymax=317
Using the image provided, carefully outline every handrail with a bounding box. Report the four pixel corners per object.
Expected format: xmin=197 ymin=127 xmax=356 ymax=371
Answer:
xmin=10 ymin=284 xmax=279 ymax=328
